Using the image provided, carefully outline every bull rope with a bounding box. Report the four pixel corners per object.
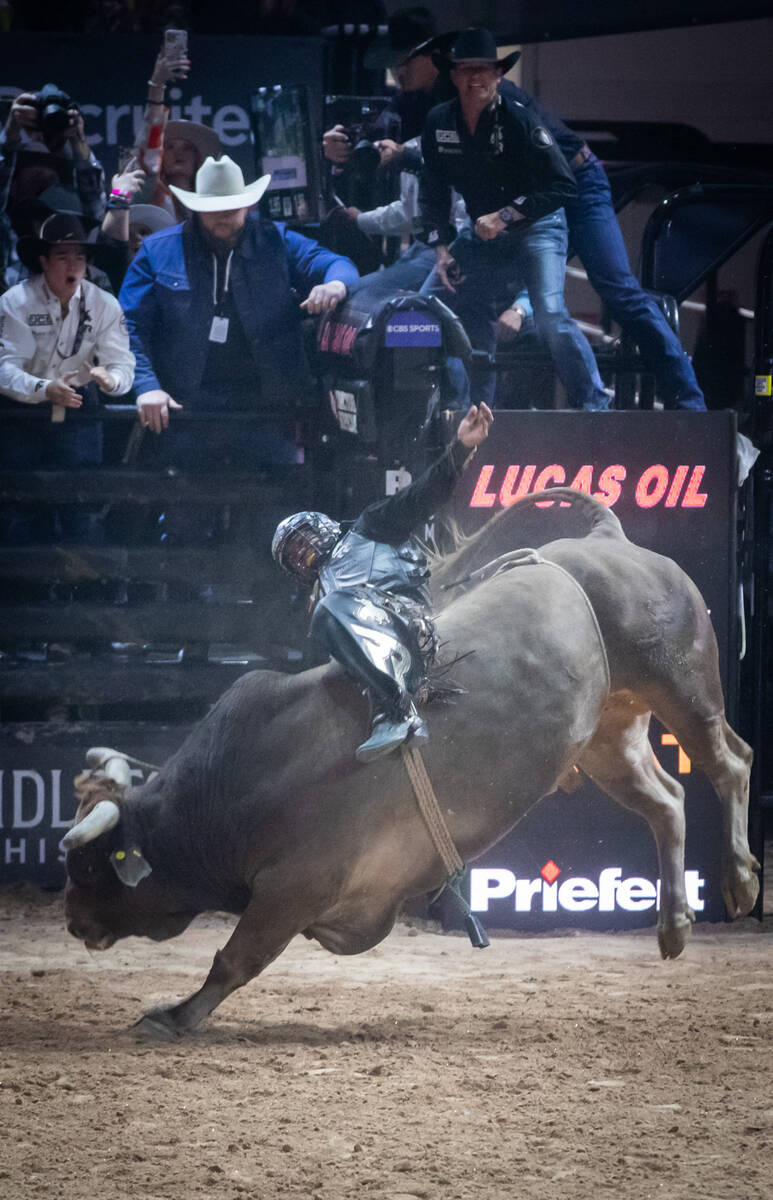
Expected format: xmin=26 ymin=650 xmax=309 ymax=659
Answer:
xmin=400 ymin=746 xmax=463 ymax=877
xmin=400 ymin=745 xmax=489 ymax=949
xmin=398 ymin=549 xmax=612 ymax=951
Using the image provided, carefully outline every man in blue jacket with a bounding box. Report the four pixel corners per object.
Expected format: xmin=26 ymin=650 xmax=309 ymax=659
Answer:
xmin=119 ymin=156 xmax=358 ymax=469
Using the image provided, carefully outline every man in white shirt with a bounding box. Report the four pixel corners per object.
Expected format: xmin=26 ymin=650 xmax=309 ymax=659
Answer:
xmin=0 ymin=213 xmax=134 ymax=543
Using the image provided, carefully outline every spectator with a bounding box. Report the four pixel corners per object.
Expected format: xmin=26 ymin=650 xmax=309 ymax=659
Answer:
xmin=0 ymin=86 xmax=107 ymax=286
xmin=418 ymin=28 xmax=610 ymax=411
xmin=339 ymin=135 xmax=472 ymax=295
xmin=323 ymin=7 xmax=456 ymax=175
xmin=119 ymin=155 xmax=358 ymax=475
xmin=96 ymin=162 xmax=179 ymax=293
xmin=318 ymin=10 xmax=456 ymax=273
xmin=132 ymin=39 xmax=221 ymax=221
xmin=0 ymin=214 xmax=134 ymax=544
xmin=493 ymin=101 xmax=706 ymax=410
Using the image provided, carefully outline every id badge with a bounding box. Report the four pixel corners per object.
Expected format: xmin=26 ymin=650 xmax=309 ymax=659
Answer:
xmin=209 ymin=315 xmax=229 ymax=343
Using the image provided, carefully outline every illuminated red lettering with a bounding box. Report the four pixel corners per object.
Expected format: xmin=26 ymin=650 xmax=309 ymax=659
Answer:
xmin=500 ymin=465 xmax=536 ymax=507
xmin=569 ymin=464 xmax=593 ymax=493
xmin=682 ymin=465 xmax=708 ymax=508
xmin=533 ymin=464 xmax=566 ymax=507
xmin=595 ymin=465 xmax=626 ymax=507
xmin=469 ymin=465 xmax=497 ymax=508
xmin=665 ymin=465 xmax=689 ymax=507
xmin=636 ymin=464 xmax=669 ymax=508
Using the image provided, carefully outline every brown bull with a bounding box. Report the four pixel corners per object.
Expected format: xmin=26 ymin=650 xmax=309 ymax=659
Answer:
xmin=63 ymin=489 xmax=758 ymax=1037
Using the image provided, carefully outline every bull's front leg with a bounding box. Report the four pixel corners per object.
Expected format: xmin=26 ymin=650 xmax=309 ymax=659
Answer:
xmin=134 ymin=890 xmax=313 ymax=1039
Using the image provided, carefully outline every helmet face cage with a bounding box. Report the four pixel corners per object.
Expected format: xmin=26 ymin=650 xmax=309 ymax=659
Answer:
xmin=272 ymin=512 xmax=341 ymax=582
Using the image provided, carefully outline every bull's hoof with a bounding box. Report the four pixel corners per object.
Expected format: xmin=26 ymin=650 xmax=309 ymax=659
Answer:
xmin=657 ymin=910 xmax=694 ymax=960
xmin=132 ymin=1007 xmax=183 ymax=1041
xmin=722 ymin=860 xmax=760 ymax=919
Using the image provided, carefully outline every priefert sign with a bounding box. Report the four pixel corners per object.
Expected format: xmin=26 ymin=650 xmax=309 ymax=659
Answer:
xmin=470 ymin=863 xmax=706 ymax=916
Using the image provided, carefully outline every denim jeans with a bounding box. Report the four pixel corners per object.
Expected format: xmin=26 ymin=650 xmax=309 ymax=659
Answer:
xmin=567 ymin=156 xmax=705 ymax=411
xmin=356 ymin=240 xmax=438 ymax=295
xmin=420 ymin=210 xmax=610 ymax=411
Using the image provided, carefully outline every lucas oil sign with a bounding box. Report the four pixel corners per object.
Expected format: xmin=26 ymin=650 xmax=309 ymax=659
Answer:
xmin=384 ymin=311 xmax=442 ymax=348
xmin=444 ymin=410 xmax=737 ymax=931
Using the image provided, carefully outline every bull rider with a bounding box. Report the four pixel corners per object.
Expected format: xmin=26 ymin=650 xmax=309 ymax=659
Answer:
xmin=272 ymin=401 xmax=493 ymax=763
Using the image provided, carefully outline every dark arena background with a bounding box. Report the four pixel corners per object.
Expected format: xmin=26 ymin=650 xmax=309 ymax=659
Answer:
xmin=1 ymin=5 xmax=773 ymax=1199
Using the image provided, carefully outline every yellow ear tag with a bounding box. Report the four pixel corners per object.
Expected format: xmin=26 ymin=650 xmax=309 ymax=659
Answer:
xmin=115 ymin=850 xmax=126 ymax=860
xmin=132 ymin=849 xmax=141 ymax=857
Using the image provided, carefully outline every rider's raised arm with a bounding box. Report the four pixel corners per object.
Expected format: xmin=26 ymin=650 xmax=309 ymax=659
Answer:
xmin=354 ymin=438 xmax=474 ymax=546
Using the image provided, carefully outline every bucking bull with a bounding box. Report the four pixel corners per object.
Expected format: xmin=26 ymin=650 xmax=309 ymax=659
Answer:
xmin=63 ymin=488 xmax=760 ymax=1037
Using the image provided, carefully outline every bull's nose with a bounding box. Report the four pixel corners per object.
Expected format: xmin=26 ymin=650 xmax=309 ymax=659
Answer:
xmin=67 ymin=920 xmax=86 ymax=940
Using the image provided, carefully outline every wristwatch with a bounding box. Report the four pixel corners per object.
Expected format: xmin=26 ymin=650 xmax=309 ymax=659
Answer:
xmin=498 ymin=206 xmax=520 ymax=225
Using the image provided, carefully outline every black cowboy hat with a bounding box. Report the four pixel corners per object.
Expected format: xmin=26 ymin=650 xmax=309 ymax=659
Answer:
xmin=363 ymin=6 xmax=455 ymax=70
xmin=433 ymin=28 xmax=521 ymax=74
xmin=17 ymin=212 xmax=95 ymax=271
xmin=8 ymin=184 xmax=89 ymax=239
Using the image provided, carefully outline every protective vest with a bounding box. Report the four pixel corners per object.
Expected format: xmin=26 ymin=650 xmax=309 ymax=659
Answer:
xmin=318 ymin=529 xmax=431 ymax=604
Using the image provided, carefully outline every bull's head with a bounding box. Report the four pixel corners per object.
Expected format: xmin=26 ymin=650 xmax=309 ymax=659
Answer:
xmin=64 ymin=749 xmax=155 ymax=950
xmin=64 ymin=748 xmax=152 ymax=887
xmin=65 ymin=748 xmax=198 ymax=951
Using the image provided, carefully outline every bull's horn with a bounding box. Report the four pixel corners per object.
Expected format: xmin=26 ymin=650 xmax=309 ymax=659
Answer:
xmin=62 ymin=799 xmax=121 ymax=850
xmin=102 ymin=756 xmax=133 ymax=789
xmin=86 ymin=746 xmax=129 ymax=768
xmin=85 ymin=747 xmax=133 ymax=789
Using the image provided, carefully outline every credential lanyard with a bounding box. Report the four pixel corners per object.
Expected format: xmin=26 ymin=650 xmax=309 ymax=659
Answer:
xmin=209 ymin=250 xmax=233 ymax=344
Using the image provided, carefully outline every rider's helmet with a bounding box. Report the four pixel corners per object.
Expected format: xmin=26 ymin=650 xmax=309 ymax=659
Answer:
xmin=271 ymin=511 xmax=342 ymax=583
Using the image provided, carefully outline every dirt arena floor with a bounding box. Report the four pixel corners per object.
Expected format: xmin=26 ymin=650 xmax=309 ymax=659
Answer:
xmin=1 ymin=887 xmax=772 ymax=1200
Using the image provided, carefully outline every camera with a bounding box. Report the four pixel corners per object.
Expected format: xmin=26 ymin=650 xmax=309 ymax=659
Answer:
xmin=34 ymin=83 xmax=75 ymax=141
xmin=342 ymin=127 xmax=381 ymax=176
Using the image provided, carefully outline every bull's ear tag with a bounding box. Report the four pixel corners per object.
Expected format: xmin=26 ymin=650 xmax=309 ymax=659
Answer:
xmin=110 ymin=846 xmax=152 ymax=888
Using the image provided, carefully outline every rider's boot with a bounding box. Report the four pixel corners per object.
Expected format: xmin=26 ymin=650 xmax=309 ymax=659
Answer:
xmin=355 ymin=700 xmax=428 ymax=764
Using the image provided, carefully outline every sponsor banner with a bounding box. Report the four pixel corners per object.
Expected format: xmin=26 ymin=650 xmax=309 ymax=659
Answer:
xmin=446 ymin=410 xmax=736 ymax=929
xmin=0 ymin=725 xmax=188 ymax=888
xmin=1 ymin=33 xmax=325 ymax=181
xmin=384 ymin=310 xmax=442 ymax=348
xmin=470 ymin=867 xmax=706 ymax=915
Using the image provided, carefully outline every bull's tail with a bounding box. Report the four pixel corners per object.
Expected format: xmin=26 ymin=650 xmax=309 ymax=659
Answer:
xmin=502 ymin=487 xmax=627 ymax=539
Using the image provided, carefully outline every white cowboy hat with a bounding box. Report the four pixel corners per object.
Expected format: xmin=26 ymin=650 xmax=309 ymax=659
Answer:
xmin=168 ymin=156 xmax=271 ymax=213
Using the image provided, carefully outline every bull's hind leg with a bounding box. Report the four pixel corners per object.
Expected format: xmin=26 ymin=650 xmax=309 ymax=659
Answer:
xmin=577 ymin=699 xmax=694 ymax=960
xmin=630 ymin=585 xmax=759 ymax=916
xmin=651 ymin=702 xmax=759 ymax=918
